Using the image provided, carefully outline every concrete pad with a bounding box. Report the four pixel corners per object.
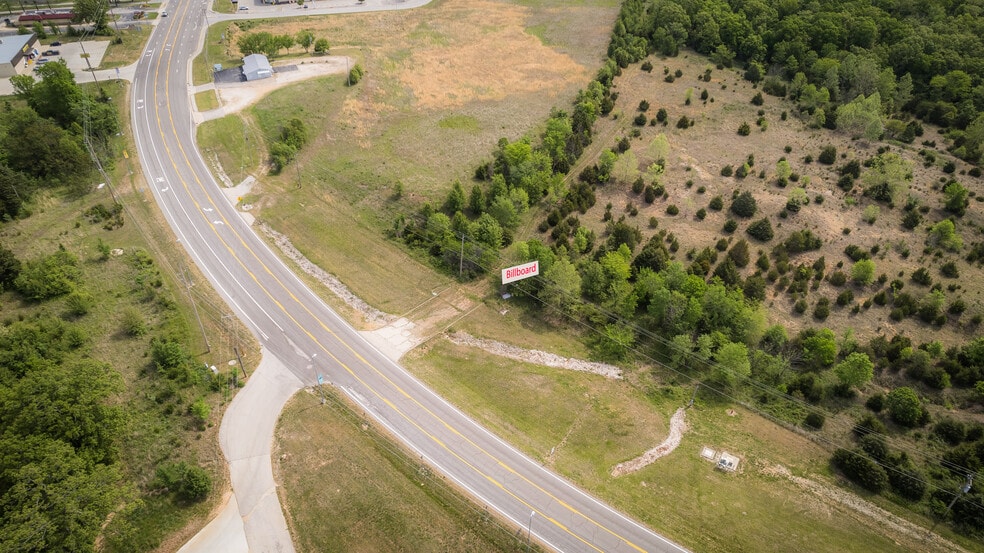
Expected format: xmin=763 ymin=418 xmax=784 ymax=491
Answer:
xmin=358 ymin=317 xmax=421 ymax=361
xmin=187 ymin=348 xmax=303 ymax=553
xmin=177 ymin=493 xmax=249 ymax=553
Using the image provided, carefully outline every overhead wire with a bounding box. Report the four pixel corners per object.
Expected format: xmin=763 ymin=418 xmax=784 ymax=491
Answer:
xmin=394 ymin=206 xmax=983 ymax=511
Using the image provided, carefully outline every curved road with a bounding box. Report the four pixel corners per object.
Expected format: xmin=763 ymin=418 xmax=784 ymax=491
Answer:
xmin=132 ymin=1 xmax=688 ymax=551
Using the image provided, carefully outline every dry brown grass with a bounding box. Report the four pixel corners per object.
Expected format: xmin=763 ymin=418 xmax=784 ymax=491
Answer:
xmin=580 ymin=52 xmax=984 ymax=349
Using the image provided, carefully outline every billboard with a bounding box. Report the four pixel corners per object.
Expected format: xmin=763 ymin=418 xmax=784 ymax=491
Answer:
xmin=502 ymin=260 xmax=539 ymax=284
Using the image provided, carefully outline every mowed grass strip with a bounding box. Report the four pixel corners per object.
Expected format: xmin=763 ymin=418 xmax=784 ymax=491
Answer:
xmin=101 ymin=25 xmax=152 ymax=68
xmin=195 ymin=89 xmax=220 ymax=112
xmin=275 ymin=390 xmax=531 ymax=552
xmin=401 ymin=339 xmax=937 ymax=553
xmin=198 ymin=114 xmax=264 ymax=184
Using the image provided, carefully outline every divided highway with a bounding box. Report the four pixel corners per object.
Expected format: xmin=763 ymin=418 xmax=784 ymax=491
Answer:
xmin=131 ymin=1 xmax=688 ymax=551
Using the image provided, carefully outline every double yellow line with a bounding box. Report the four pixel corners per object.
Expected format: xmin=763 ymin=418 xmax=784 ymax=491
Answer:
xmin=143 ymin=5 xmax=652 ymax=552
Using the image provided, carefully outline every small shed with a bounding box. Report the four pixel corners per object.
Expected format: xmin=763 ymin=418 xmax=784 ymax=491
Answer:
xmin=0 ymin=33 xmax=38 ymax=78
xmin=242 ymin=53 xmax=272 ymax=81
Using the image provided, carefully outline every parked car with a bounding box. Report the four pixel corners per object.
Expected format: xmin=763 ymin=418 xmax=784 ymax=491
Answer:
xmin=42 ymin=49 xmax=59 ymax=56
xmin=162 ymin=11 xmax=168 ymax=16
xmin=50 ymin=41 xmax=61 ymax=46
xmin=238 ymin=6 xmax=249 ymax=10
xmin=36 ymin=58 xmax=50 ymax=64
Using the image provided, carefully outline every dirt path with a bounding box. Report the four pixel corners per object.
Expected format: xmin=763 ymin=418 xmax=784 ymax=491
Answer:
xmin=446 ymin=331 xmax=622 ymax=379
xmin=610 ymin=408 xmax=687 ymax=477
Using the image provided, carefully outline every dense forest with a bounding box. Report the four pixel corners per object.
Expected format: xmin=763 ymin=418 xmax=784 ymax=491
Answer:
xmin=396 ymin=0 xmax=984 ymax=538
xmin=0 ymin=63 xmax=221 ymax=551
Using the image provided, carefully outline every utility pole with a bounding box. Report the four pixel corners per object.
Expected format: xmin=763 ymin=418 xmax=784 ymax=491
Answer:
xmin=526 ymin=511 xmax=535 ymax=552
xmin=182 ymin=267 xmax=210 ymax=353
xmin=458 ymin=233 xmax=465 ymax=277
xmin=688 ymin=383 xmax=699 ymax=407
xmin=78 ymin=35 xmax=98 ymax=85
xmin=932 ymin=474 xmax=974 ymax=532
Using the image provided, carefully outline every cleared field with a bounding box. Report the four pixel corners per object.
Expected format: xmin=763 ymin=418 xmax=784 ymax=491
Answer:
xmin=401 ymin=340 xmax=966 ymax=553
xmin=198 ymin=0 xmax=618 ymax=317
xmin=274 ymin=389 xmax=533 ymax=552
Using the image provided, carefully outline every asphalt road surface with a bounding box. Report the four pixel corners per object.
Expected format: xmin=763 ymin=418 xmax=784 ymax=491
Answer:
xmin=131 ymin=1 xmax=689 ymax=551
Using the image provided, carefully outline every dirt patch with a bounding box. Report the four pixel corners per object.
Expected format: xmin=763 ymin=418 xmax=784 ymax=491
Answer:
xmin=446 ymin=330 xmax=622 ymax=379
xmin=397 ymin=0 xmax=588 ymax=109
xmin=214 ymin=57 xmax=350 ymax=115
xmin=760 ymin=464 xmax=967 ymax=553
xmin=611 ymin=407 xmax=687 ymax=476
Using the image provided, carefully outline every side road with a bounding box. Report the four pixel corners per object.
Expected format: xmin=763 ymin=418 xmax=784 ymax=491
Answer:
xmin=178 ymin=349 xmax=304 ymax=553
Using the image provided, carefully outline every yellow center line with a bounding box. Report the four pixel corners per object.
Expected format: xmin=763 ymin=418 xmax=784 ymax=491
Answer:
xmin=144 ymin=7 xmax=648 ymax=553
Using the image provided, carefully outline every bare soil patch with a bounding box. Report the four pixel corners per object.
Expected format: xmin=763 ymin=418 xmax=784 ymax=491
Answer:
xmin=213 ymin=57 xmax=351 ymax=115
xmin=611 ymin=407 xmax=687 ymax=476
xmin=396 ymin=0 xmax=589 ymax=109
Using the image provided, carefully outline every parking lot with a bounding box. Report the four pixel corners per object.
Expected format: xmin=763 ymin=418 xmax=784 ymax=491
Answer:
xmin=13 ymin=39 xmax=109 ymax=77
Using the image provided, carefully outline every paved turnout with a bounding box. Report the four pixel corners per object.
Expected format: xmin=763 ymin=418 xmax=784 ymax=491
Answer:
xmin=132 ymin=1 xmax=689 ymax=551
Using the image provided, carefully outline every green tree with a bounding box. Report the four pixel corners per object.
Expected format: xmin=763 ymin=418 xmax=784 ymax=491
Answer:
xmin=835 ymin=92 xmax=884 ymax=140
xmin=73 ymin=0 xmax=111 ymax=31
xmin=12 ymin=61 xmax=85 ymax=129
xmin=0 ymin=244 xmax=22 ymax=287
xmin=928 ymin=219 xmax=963 ymax=251
xmin=296 ymin=30 xmax=315 ymax=53
xmin=730 ymin=191 xmax=757 ymax=218
xmin=538 ymin=256 xmax=581 ymax=314
xmin=487 ymin=195 xmax=519 ymax=230
xmin=713 ymin=341 xmax=751 ymax=387
xmin=834 ymin=352 xmax=874 ymax=388
xmin=851 ymin=259 xmax=876 ymax=285
xmin=861 ymin=153 xmax=911 ymax=205
xmin=885 ymin=386 xmax=924 ymax=427
xmin=238 ymin=32 xmax=274 ymax=56
xmin=802 ymin=328 xmax=838 ymax=368
xmin=943 ymin=181 xmax=969 ymax=216
xmin=14 ymin=249 xmax=81 ymax=301
xmin=313 ymin=38 xmax=330 ymax=54
xmin=348 ymin=64 xmax=365 ymax=85
xmin=443 ymin=181 xmax=465 ymax=214
xmin=596 ymin=323 xmax=636 ymax=361
xmin=470 ymin=213 xmax=503 ymax=250
xmin=0 ymin=436 xmax=126 ymax=552
xmin=746 ymin=217 xmax=773 ymax=241
xmin=0 ymin=109 xmax=92 ymax=185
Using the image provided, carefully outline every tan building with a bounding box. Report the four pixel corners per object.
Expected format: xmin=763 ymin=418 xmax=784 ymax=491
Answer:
xmin=0 ymin=33 xmax=39 ymax=78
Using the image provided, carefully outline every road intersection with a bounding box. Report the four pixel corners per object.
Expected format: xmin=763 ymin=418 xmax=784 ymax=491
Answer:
xmin=129 ymin=1 xmax=689 ymax=551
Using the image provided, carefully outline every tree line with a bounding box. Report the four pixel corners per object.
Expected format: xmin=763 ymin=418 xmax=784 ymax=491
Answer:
xmin=392 ymin=0 xmax=984 ymax=537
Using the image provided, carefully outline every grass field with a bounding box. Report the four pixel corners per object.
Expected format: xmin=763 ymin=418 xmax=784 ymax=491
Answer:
xmin=195 ymin=89 xmax=220 ymax=112
xmin=275 ymin=389 xmax=535 ymax=552
xmin=401 ymin=340 xmax=972 ymax=553
xmin=100 ymin=25 xmax=153 ymax=69
xmin=195 ymin=0 xmax=617 ymax=317
xmin=200 ymin=0 xmax=983 ymax=551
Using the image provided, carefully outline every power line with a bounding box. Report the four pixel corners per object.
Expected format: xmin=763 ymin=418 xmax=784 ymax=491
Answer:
xmin=394 ymin=213 xmax=984 ymax=513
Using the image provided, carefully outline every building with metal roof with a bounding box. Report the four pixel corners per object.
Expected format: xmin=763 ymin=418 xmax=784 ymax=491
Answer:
xmin=242 ymin=53 xmax=272 ymax=81
xmin=0 ymin=33 xmax=39 ymax=78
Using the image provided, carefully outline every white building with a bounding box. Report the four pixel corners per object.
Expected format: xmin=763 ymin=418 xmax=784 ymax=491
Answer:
xmin=242 ymin=53 xmax=272 ymax=81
